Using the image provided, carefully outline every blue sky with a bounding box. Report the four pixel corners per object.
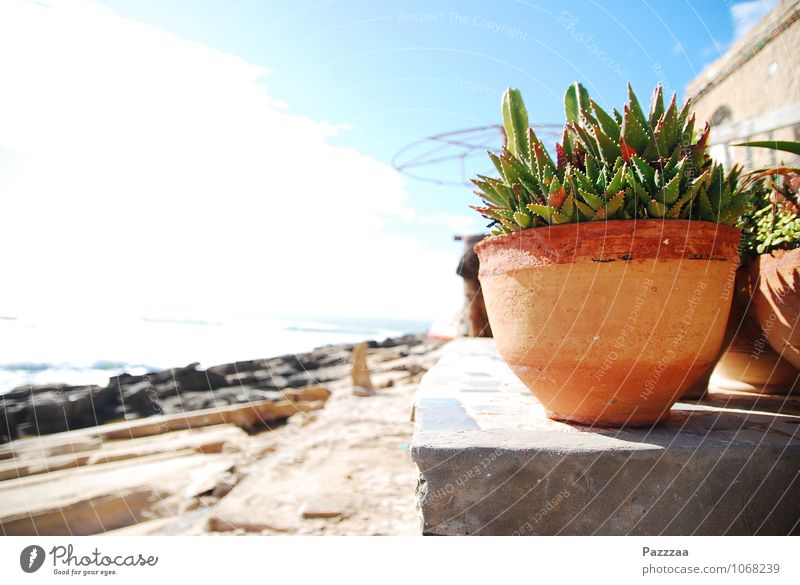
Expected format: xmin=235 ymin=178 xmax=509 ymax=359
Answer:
xmin=93 ymin=0 xmax=769 ymax=199
xmin=0 ymin=0 xmax=777 ymax=321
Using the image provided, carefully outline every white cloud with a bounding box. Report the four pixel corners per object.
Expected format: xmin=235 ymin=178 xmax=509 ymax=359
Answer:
xmin=731 ymin=0 xmax=778 ymax=40
xmin=419 ymin=214 xmax=485 ymax=236
xmin=0 ymin=0 xmax=462 ymax=322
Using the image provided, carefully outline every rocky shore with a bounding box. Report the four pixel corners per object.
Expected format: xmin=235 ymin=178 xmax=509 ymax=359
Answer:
xmin=0 ymin=334 xmax=443 ymax=536
xmin=1 ymin=333 xmax=429 ymax=442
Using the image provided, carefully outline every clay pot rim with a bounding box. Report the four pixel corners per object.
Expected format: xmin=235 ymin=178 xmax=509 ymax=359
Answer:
xmin=475 ymin=219 xmax=741 ymax=269
xmin=754 ymin=247 xmax=800 ymax=263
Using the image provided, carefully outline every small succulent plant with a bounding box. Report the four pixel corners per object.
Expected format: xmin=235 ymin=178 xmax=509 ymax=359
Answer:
xmin=739 ymin=193 xmax=800 ymax=255
xmin=735 ymin=140 xmax=800 ymax=255
xmin=471 ymin=83 xmax=754 ymax=235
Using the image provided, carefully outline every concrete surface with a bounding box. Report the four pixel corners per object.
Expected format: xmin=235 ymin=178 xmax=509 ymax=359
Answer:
xmin=411 ymin=339 xmax=800 ymax=535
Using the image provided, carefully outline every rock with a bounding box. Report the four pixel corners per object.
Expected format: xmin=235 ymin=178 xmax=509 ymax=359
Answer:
xmin=159 ymin=386 xmax=284 ymax=414
xmin=277 ymin=353 xmax=322 ymax=371
xmin=211 ymin=472 xmax=241 ymax=499
xmin=4 ymin=383 xmax=70 ymax=402
xmin=118 ymin=380 xmax=160 ymax=416
xmin=146 ymin=363 xmax=229 ymax=396
xmin=24 ymin=386 xmax=113 ymax=436
xmin=1 ymin=336 xmax=430 ymax=440
xmin=380 ymin=333 xmax=424 ymax=348
xmin=107 ymin=372 xmax=148 ymax=390
xmin=267 ymin=363 xmax=298 ymax=378
xmin=224 ymin=369 xmax=289 ymax=389
xmin=299 ymin=498 xmax=346 ymax=520
xmin=285 ymin=365 xmax=348 ymax=388
xmin=0 ymin=402 xmax=27 ymax=442
xmin=351 ymin=342 xmax=373 ymax=393
xmin=207 ymin=359 xmax=267 ymax=378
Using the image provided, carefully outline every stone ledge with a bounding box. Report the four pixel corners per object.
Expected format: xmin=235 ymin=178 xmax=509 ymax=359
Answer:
xmin=411 ymin=338 xmax=800 ymax=535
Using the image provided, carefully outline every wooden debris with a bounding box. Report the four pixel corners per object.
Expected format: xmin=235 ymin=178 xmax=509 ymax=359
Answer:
xmin=0 ymin=451 xmax=233 ymax=535
xmin=0 ymin=425 xmax=246 ymax=481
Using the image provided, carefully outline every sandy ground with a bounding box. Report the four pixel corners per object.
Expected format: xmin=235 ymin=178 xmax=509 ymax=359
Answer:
xmin=104 ymin=380 xmax=427 ymax=536
xmin=1 ymin=340 xmax=442 ymax=536
xmin=206 ymin=379 xmax=425 ymax=535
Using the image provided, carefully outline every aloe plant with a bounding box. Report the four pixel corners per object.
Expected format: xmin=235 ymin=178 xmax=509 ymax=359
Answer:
xmin=471 ymin=83 xmax=754 ymax=235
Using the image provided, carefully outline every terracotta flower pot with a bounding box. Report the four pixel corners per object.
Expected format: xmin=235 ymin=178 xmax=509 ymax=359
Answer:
xmin=708 ymin=266 xmax=800 ymax=395
xmin=713 ymin=342 xmax=800 ymax=394
xmin=475 ymin=219 xmax=741 ymax=427
xmin=749 ymin=248 xmax=800 ymax=370
xmin=681 ymin=268 xmax=748 ymax=399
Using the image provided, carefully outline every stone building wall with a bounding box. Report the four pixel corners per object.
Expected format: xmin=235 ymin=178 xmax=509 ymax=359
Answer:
xmin=686 ymin=0 xmax=800 ymax=169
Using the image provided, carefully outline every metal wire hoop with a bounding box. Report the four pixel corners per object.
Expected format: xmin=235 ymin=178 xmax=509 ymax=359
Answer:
xmin=393 ymin=124 xmax=562 ymax=187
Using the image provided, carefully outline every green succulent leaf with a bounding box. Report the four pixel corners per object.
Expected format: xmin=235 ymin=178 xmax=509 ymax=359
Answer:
xmin=591 ymin=100 xmax=620 ymax=142
xmin=622 ymin=105 xmax=650 ymax=153
xmin=734 ymin=140 xmax=800 ymax=157
xmin=648 ymin=199 xmax=667 ymax=218
xmin=488 ymin=151 xmax=507 ymax=182
xmin=659 ymin=172 xmax=681 ymax=206
xmin=648 ymin=85 xmax=664 ymax=128
xmin=630 ymin=155 xmax=656 ymax=191
xmin=562 ymin=192 xmax=576 ymax=218
xmin=594 ymin=125 xmax=621 ymax=163
xmin=654 ymin=93 xmax=679 ymax=156
xmin=527 ymin=204 xmax=571 ymax=225
xmin=471 ymin=83 xmax=758 ymax=234
xmin=578 ymin=188 xmax=604 ymax=211
xmin=513 ymin=210 xmax=533 ymax=229
xmin=698 ymin=188 xmax=715 ymax=221
xmin=605 ymin=163 xmax=626 ymax=196
xmin=604 ymin=190 xmax=626 ymax=217
xmin=565 ymin=82 xmax=591 ymax=125
xmin=627 ymin=83 xmax=650 ymax=135
xmin=502 ymin=88 xmax=529 ymax=160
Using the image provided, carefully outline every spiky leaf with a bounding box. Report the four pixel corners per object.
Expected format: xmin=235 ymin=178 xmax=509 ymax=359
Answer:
xmin=565 ymin=82 xmax=591 ymax=125
xmin=502 ymin=88 xmax=529 ymax=160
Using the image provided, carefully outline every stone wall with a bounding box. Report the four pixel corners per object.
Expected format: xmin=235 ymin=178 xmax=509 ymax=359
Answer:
xmin=686 ymin=0 xmax=800 ymax=169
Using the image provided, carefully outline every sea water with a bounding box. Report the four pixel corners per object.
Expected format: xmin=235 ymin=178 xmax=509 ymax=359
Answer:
xmin=0 ymin=314 xmax=428 ymax=393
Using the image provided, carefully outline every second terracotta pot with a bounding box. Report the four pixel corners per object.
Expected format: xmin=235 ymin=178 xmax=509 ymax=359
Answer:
xmin=708 ymin=266 xmax=800 ymax=394
xmin=475 ymin=219 xmax=741 ymax=427
xmin=749 ymin=248 xmax=800 ymax=370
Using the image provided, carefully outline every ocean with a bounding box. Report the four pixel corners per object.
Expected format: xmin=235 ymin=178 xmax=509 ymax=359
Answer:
xmin=0 ymin=314 xmax=429 ymax=394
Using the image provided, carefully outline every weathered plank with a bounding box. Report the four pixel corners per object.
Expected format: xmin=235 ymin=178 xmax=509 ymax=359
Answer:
xmin=0 ymin=398 xmax=324 ymax=460
xmin=0 ymin=451 xmax=233 ymax=535
xmin=0 ymin=424 xmax=246 ymax=481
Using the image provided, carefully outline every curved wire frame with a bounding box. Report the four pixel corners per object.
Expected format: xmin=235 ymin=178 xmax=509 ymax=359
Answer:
xmin=392 ymin=124 xmax=562 ymax=187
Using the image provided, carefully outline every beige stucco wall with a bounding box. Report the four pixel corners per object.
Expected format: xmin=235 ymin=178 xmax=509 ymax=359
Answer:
xmin=686 ymin=0 xmax=800 ymax=169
